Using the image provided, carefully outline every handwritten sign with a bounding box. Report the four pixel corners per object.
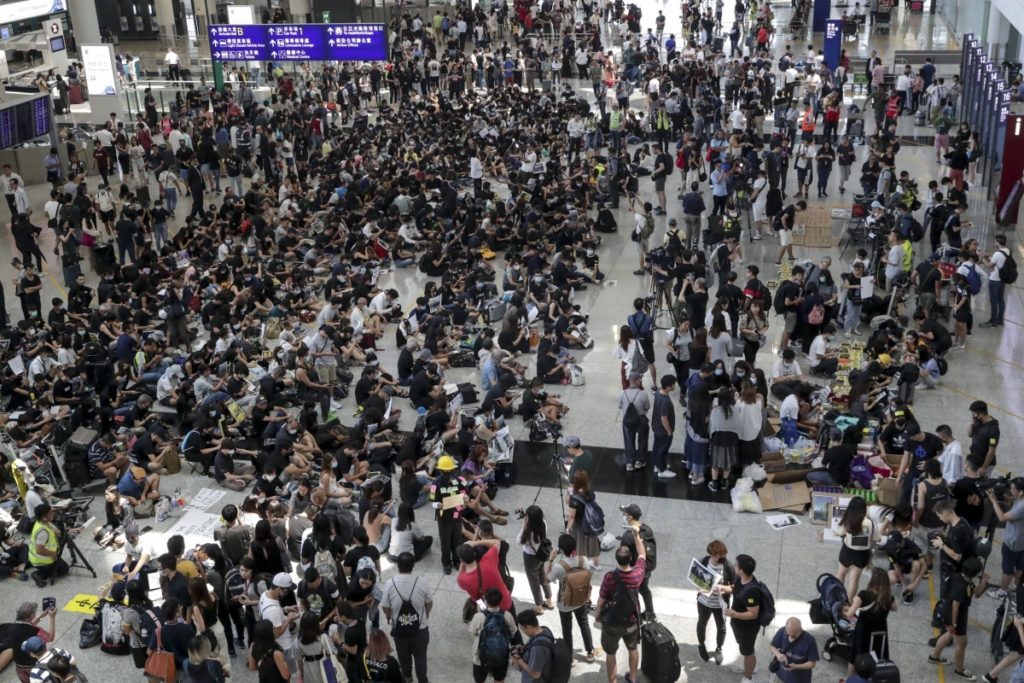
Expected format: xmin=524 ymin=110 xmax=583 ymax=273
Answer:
xmin=64 ymin=594 xmax=100 ymax=615
xmin=187 ymin=487 xmax=227 ymax=512
xmin=165 ymin=509 xmax=222 ymax=549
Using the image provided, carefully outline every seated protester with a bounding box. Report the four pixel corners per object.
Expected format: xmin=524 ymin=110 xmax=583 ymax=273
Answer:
xmin=116 ymin=464 xmax=161 ymax=509
xmin=0 ymin=522 xmax=29 ymax=578
xmin=396 ymin=339 xmax=418 ymax=386
xmin=807 ymin=324 xmax=840 ymax=378
xmin=112 ymin=523 xmax=155 ymax=591
xmin=213 ymin=443 xmax=257 ymax=491
xmin=129 ymin=427 xmax=173 ymax=474
xmin=19 ymin=637 xmax=76 ymax=683
xmin=409 ymin=363 xmax=444 ymax=410
xmin=779 ymin=386 xmax=819 ymax=443
xmin=88 ymin=432 xmax=129 ymax=484
xmin=806 ymin=427 xmax=856 ymax=487
xmin=181 ymin=420 xmax=221 ymax=476
xmin=535 ymin=326 xmax=571 ymax=384
xmin=769 ymin=348 xmax=806 ymax=399
xmin=518 ymin=377 xmax=569 ymax=424
xmin=483 ymin=373 xmax=519 ymax=419
xmin=253 ymin=462 xmax=289 ymax=502
xmin=2 ymin=602 xmax=56 ymax=682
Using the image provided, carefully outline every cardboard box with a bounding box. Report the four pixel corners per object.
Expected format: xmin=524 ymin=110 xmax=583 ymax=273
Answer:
xmin=759 ymin=481 xmax=811 ymax=511
xmin=877 ymin=477 xmax=900 ymax=507
xmin=768 ymin=468 xmax=812 ymax=484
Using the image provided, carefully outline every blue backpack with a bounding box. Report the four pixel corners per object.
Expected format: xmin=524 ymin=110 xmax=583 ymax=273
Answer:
xmin=571 ymin=494 xmax=605 ymax=536
xmin=964 ymin=264 xmax=982 ymax=295
xmin=477 ymin=611 xmax=511 ymax=667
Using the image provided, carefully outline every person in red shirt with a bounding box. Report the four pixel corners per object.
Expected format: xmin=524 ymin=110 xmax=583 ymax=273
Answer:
xmin=456 ymin=539 xmax=512 ymax=611
xmin=594 ymin=522 xmax=647 ymax=683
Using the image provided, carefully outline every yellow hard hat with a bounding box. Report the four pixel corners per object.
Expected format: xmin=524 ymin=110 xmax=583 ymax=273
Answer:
xmin=436 ymin=455 xmax=458 ymax=471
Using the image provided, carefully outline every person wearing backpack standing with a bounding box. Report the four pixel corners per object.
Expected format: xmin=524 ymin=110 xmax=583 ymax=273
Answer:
xmin=381 ymin=552 xmax=433 ymax=683
xmin=618 ymin=373 xmax=651 ymax=473
xmin=627 ymin=298 xmax=658 ymax=386
xmin=511 ymin=609 xmax=572 ymax=683
xmin=594 ymin=520 xmax=647 ymax=683
xmin=981 ymin=234 xmax=1014 ymax=328
xmin=721 ymin=554 xmax=769 ymax=682
xmin=618 ymin=504 xmax=658 ymax=623
xmin=544 ymin=534 xmax=596 ymax=663
xmin=468 ymin=587 xmax=517 ymax=683
xmin=567 ymin=470 xmax=604 ymax=568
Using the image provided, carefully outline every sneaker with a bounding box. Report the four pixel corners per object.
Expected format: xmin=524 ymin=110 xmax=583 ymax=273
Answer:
xmin=658 ymin=469 xmax=677 ymax=479
xmin=698 ymin=644 xmax=710 ymax=661
xmin=902 ymin=589 xmax=914 ymax=605
xmin=632 ymin=460 xmax=647 ymax=470
xmin=633 ymin=269 xmax=646 ymax=276
xmin=585 ymin=650 xmax=596 ymax=663
xmin=625 ymin=462 xmax=635 ymax=472
xmin=929 ymin=655 xmax=949 ymax=664
xmin=987 ymin=587 xmax=1007 ymax=600
xmin=751 ymin=232 xmax=762 ymax=240
xmin=714 ymin=648 xmax=723 ymax=665
xmin=708 ymin=480 xmax=720 ymax=492
xmin=954 ymin=670 xmax=977 ymax=681
xmin=692 ymin=476 xmax=706 ymax=485
xmin=983 ymin=674 xmax=998 ymax=683
xmin=443 ymin=564 xmax=452 ymax=575
xmin=31 ymin=571 xmax=45 ymax=587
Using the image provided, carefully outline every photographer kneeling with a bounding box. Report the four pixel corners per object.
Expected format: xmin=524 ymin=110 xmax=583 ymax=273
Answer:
xmin=28 ymin=504 xmax=69 ymax=588
xmin=985 ymin=477 xmax=1024 ymax=601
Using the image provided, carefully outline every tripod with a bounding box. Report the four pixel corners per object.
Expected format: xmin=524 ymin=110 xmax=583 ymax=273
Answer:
xmin=526 ymin=430 xmax=569 ymax=529
xmin=649 ymin=277 xmax=678 ymax=330
xmin=56 ymin=532 xmax=97 ymax=583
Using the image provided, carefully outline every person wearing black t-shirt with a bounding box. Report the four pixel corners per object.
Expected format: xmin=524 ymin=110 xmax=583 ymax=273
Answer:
xmin=336 ymin=601 xmax=366 ymax=682
xmin=806 ymin=428 xmax=856 ymax=487
xmin=928 ymin=556 xmax=985 ymax=679
xmin=721 ymin=554 xmax=762 ymax=682
xmin=951 ymin=458 xmax=985 ymax=530
xmin=930 ymin=500 xmax=977 ymax=601
xmin=897 ymin=425 xmax=943 ymax=505
xmin=967 ymin=401 xmax=1000 ymax=474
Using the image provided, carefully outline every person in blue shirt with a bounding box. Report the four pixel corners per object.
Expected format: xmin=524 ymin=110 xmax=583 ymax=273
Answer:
xmin=710 ymin=161 xmax=730 ymax=215
xmin=117 ymin=465 xmax=162 ymax=507
xmin=768 ymin=617 xmax=819 ymax=683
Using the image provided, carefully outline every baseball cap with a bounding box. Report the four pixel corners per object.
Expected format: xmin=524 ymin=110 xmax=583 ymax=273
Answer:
xmin=562 ymin=435 xmax=581 ymax=449
xmin=668 ymin=218 xmax=678 ymax=225
xmin=21 ymin=636 xmax=46 ymax=654
xmin=272 ymin=572 xmax=294 ymax=589
xmin=620 ymin=504 xmax=643 ymax=519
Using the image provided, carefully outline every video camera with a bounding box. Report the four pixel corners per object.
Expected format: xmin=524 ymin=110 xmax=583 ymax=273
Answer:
xmin=977 ymin=472 xmax=1012 ymax=499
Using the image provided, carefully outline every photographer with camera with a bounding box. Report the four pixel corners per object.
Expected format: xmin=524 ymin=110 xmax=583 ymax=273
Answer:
xmin=984 ymin=477 xmax=1024 ymax=601
xmin=28 ymin=504 xmax=69 ymax=588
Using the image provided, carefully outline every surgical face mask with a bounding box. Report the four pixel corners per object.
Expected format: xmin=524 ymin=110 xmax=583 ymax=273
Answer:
xmin=263 ymin=474 xmax=275 ymax=481
xmin=714 ymin=368 xmax=724 ymax=376
xmin=735 ymin=370 xmax=746 ymax=378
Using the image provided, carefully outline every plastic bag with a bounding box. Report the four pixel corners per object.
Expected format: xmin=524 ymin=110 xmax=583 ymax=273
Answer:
xmin=731 ymin=477 xmax=764 ymax=514
xmin=599 ymin=531 xmax=618 ymax=551
xmin=80 ymin=617 xmax=101 ymax=649
xmin=762 ymin=436 xmax=786 ymax=452
xmin=742 ymin=464 xmax=768 ymax=483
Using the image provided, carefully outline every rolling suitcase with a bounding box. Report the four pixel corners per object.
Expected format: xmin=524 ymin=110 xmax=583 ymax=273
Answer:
xmin=69 ymin=84 xmax=84 ymax=104
xmin=640 ymin=622 xmax=681 ymax=683
xmin=871 ymin=633 xmax=900 ymax=683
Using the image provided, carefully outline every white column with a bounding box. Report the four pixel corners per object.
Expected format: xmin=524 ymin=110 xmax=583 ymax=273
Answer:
xmin=289 ymin=0 xmax=311 ymax=19
xmin=987 ymin=3 xmax=1011 ymax=62
xmin=69 ymin=0 xmax=102 ymax=44
xmin=155 ymin=0 xmax=176 ymax=40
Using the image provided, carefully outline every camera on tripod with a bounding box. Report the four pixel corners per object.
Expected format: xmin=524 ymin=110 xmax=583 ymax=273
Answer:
xmin=977 ymin=473 xmax=1012 ymax=498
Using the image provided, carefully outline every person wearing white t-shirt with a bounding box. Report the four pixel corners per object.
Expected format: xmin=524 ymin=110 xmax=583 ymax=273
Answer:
xmin=937 ymin=425 xmax=964 ymax=484
xmin=164 ymin=48 xmax=181 ymax=81
xmin=807 ymin=324 xmax=839 ymax=377
xmin=259 ymin=572 xmax=300 ymax=673
xmin=981 ymin=233 xmax=1010 ymax=327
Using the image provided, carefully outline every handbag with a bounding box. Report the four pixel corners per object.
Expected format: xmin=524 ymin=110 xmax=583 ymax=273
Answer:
xmin=318 ymin=633 xmax=348 ymax=683
xmin=143 ymin=618 xmax=176 ymax=683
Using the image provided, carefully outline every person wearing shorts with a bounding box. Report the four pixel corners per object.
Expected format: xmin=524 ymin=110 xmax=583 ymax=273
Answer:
xmin=595 ymin=530 xmax=647 ymax=683
xmin=722 ymin=554 xmax=762 ymax=682
xmin=929 ymin=557 xmax=985 ymax=680
xmin=469 ymin=587 xmax=516 ymax=683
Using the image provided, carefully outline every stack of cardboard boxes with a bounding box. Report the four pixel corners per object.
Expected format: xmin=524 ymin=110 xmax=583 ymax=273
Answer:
xmin=792 ymin=206 xmax=833 ymax=248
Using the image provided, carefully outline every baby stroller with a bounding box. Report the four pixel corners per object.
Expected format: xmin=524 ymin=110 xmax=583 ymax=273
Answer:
xmin=808 ymin=573 xmax=854 ymax=663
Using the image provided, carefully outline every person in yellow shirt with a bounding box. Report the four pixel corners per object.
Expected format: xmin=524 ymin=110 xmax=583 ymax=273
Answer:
xmin=168 ymin=533 xmax=200 ymax=579
xmin=28 ymin=503 xmax=69 ymax=587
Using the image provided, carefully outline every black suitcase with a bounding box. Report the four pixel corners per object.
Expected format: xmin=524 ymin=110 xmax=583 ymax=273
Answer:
xmin=640 ymin=622 xmax=681 ymax=683
xmin=458 ymin=382 xmax=479 ymax=404
xmin=871 ymin=632 xmax=900 ymax=683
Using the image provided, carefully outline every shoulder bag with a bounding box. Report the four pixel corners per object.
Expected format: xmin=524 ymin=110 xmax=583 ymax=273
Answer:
xmin=143 ymin=616 xmax=176 ymax=683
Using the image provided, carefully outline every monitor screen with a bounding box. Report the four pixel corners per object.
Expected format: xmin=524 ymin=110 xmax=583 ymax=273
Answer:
xmin=49 ymin=36 xmax=65 ymax=53
xmin=0 ymin=26 xmax=10 ymax=40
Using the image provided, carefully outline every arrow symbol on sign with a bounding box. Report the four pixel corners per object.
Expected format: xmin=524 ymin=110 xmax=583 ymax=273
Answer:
xmin=211 ymin=40 xmax=218 ymax=46
xmin=328 ymin=27 xmax=335 ymax=34
xmin=269 ymin=39 xmax=276 ymax=46
xmin=271 ymin=51 xmax=278 ymax=58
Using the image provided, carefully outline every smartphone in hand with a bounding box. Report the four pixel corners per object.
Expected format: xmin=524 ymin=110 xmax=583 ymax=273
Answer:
xmin=42 ymin=597 xmax=56 ymax=612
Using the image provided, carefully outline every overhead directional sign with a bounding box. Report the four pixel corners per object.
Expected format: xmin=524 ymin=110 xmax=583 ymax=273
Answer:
xmin=208 ymin=23 xmax=387 ymax=62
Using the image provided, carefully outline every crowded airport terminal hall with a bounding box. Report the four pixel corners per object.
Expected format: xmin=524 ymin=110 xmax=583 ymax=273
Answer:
xmin=4 ymin=0 xmax=1024 ymax=680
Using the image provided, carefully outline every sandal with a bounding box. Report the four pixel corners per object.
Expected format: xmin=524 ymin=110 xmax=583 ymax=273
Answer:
xmin=491 ymin=508 xmax=509 ymax=516
xmin=491 ymin=515 xmax=508 ymax=525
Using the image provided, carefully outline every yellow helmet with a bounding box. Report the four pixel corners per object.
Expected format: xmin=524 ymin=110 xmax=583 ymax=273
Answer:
xmin=436 ymin=455 xmax=458 ymax=471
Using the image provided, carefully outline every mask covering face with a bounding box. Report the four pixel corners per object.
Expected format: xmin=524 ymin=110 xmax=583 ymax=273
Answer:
xmin=736 ymin=370 xmax=746 ymax=378
xmin=714 ymin=368 xmax=724 ymax=376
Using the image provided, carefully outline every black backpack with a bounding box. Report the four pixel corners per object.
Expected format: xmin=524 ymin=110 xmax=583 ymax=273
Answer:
xmin=391 ymin=578 xmax=422 ymax=639
xmin=999 ymin=247 xmax=1019 ymax=284
xmin=531 ymin=629 xmax=572 ymax=683
xmin=908 ymin=217 xmax=924 ymax=243
xmin=772 ymin=282 xmax=789 ymax=315
xmin=600 ymin=571 xmax=639 ymax=626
